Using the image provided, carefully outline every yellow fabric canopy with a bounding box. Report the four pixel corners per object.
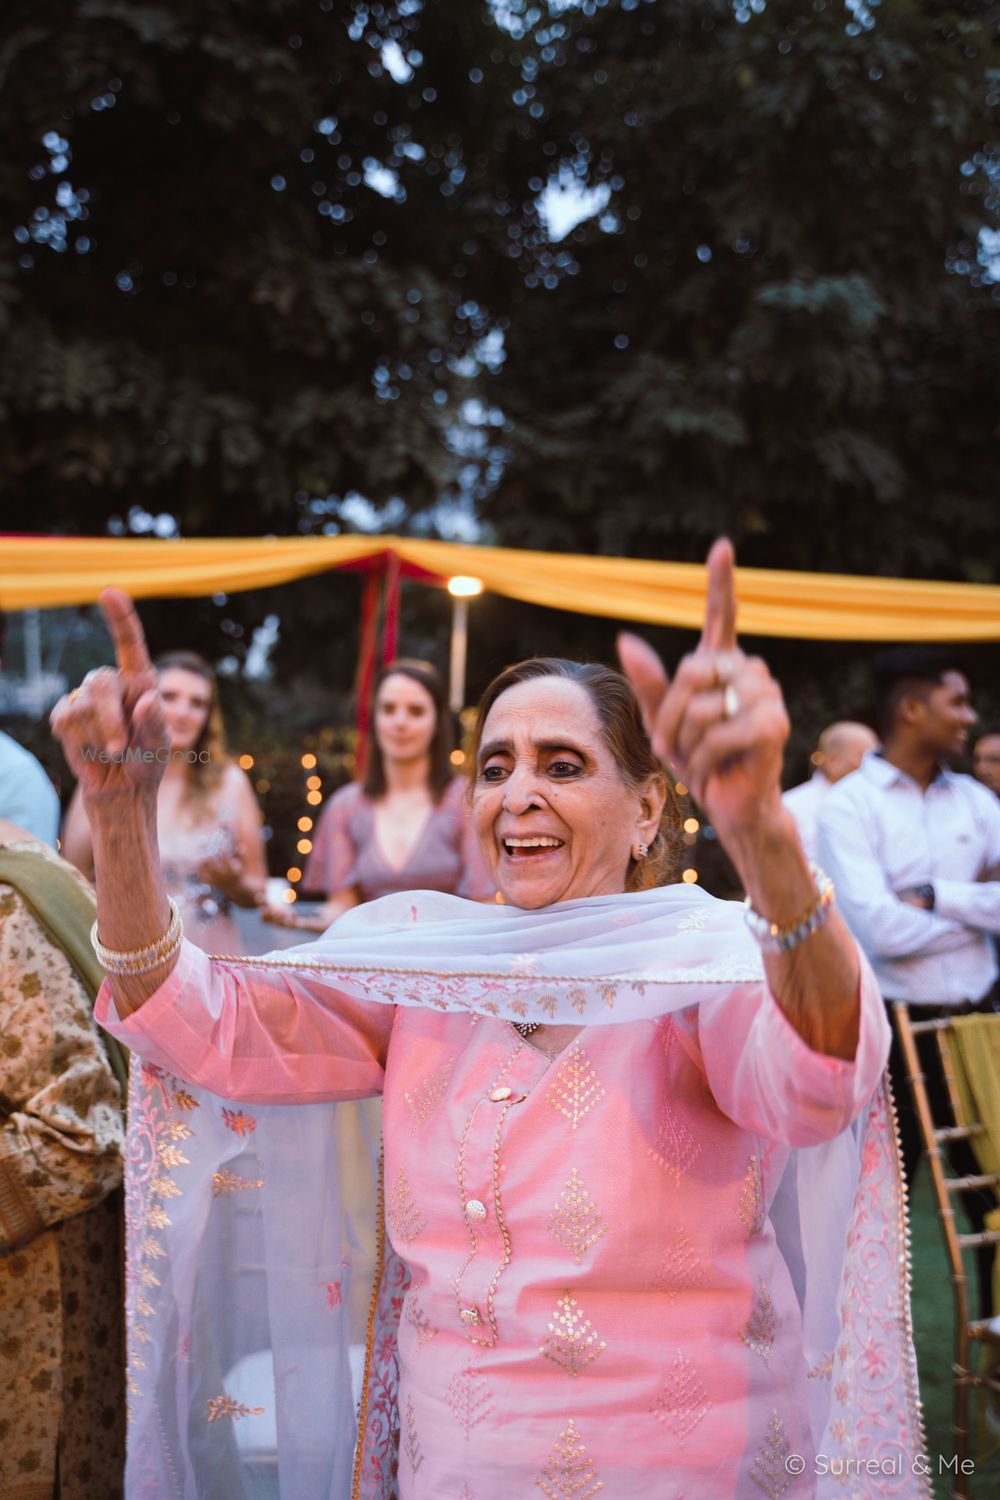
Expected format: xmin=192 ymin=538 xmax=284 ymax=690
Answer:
xmin=1 ymin=533 xmax=998 ymax=641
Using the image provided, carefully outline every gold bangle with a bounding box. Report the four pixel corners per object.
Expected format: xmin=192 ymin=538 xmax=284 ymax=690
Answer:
xmin=91 ymin=898 xmax=183 ymax=975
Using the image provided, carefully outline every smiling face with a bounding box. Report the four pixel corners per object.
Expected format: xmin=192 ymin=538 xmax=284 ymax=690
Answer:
xmin=374 ymin=671 xmax=437 ymax=766
xmin=472 ymin=676 xmax=663 ymax=910
xmin=912 ymin=671 xmax=977 ymax=760
xmin=158 ymin=667 xmax=214 ymax=753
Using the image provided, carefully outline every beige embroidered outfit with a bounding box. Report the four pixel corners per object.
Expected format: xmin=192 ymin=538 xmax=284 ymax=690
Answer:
xmin=0 ymin=842 xmax=125 ymax=1500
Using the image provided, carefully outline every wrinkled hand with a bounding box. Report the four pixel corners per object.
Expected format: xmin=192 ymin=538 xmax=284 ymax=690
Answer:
xmin=617 ymin=539 xmax=789 ymax=839
xmin=50 ymin=589 xmax=168 ymax=803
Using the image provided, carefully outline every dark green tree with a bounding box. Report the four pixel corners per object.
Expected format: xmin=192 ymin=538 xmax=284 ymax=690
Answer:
xmin=0 ymin=0 xmax=535 ymax=671
xmin=0 ymin=4 xmax=522 ymax=517
xmin=480 ymin=0 xmax=1000 ymax=583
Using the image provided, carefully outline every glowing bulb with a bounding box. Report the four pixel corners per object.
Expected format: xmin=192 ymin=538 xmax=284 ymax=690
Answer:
xmin=282 ymin=888 xmax=297 ymax=903
xmin=297 ymin=838 xmax=313 ymax=854
xmin=256 ymin=778 xmax=270 ymax=794
xmin=450 ymin=749 xmax=465 ymax=766
xmin=286 ymin=867 xmax=302 ymax=882
xmin=306 ymin=790 xmax=323 ymax=806
xmin=301 ymin=752 xmax=317 ymax=769
xmin=675 ymin=782 xmax=688 ymax=797
xmin=239 ymin=754 xmax=254 ymax=770
xmin=297 ymin=816 xmax=313 ymax=832
xmin=683 ymin=817 xmax=700 ymax=834
xmin=306 ymin=775 xmax=322 ymax=790
xmin=682 ymin=868 xmax=698 ymax=884
xmin=448 ymin=575 xmax=483 ymax=597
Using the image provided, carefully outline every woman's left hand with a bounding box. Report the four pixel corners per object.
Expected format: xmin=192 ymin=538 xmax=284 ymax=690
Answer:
xmin=197 ymin=849 xmax=263 ymax=907
xmin=617 ymin=539 xmax=789 ymax=843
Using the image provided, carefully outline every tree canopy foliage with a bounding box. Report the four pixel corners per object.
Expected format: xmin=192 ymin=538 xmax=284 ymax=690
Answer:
xmin=1 ymin=0 xmax=517 ymax=536
xmin=480 ymin=0 xmax=1000 ymax=582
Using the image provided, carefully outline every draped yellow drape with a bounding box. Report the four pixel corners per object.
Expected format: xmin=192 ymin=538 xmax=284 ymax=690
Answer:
xmin=1 ymin=533 xmax=998 ymax=641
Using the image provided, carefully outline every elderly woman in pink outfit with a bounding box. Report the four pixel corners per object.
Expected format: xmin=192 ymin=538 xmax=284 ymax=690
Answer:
xmin=51 ymin=543 xmax=923 ymax=1500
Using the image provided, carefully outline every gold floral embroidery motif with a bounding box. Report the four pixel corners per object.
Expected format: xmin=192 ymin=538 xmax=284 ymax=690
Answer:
xmin=740 ymin=1281 xmax=776 ymax=1367
xmin=749 ymin=1410 xmax=793 ymax=1498
xmin=808 ymin=1352 xmax=833 ymax=1381
xmin=206 ymin=1395 xmax=265 ymax=1422
xmin=402 ymin=1397 xmax=424 ymax=1474
xmin=738 ymin=1153 xmax=765 ymax=1239
xmin=649 ymin=1349 xmax=711 ymax=1439
xmin=545 ymin=1042 xmax=606 ymax=1130
xmin=547 ymin=1167 xmax=608 ymax=1265
xmin=535 ymin=1417 xmax=604 ymax=1499
xmin=445 ymin=1365 xmax=495 ymax=1438
xmin=387 ymin=1166 xmax=426 ymax=1245
xmin=212 ymin=1168 xmax=265 ymax=1197
xmin=405 ymin=1291 xmax=438 ymax=1349
xmin=404 ymin=1058 xmax=454 ymax=1129
xmin=651 ymin=1229 xmax=708 ymax=1303
xmin=648 ymin=1023 xmax=701 ymax=1183
xmin=541 ymin=1291 xmax=607 ymax=1377
xmin=157 ymin=1143 xmax=190 ymax=1170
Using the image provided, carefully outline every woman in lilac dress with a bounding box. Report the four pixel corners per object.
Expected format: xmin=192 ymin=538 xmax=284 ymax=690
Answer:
xmin=268 ymin=658 xmax=494 ymax=933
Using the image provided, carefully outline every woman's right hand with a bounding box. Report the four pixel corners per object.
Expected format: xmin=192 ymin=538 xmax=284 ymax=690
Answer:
xmin=50 ymin=589 xmax=168 ymax=806
xmin=261 ymin=903 xmax=331 ymax=933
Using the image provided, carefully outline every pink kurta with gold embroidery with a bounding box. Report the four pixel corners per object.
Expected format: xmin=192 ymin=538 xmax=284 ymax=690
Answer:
xmin=98 ymin=940 xmax=889 ymax=1498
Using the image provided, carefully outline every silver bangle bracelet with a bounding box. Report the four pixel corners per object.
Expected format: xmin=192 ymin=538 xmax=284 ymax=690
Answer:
xmin=743 ymin=864 xmax=835 ymax=955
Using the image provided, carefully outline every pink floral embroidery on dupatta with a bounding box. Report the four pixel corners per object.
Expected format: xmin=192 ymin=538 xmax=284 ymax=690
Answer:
xmin=817 ymin=1079 xmax=930 ymax=1498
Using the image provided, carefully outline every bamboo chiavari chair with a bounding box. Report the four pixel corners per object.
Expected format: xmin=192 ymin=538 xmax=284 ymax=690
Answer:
xmin=894 ymin=1004 xmax=1000 ymax=1500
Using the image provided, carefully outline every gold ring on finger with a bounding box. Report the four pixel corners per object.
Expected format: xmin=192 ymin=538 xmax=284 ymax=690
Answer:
xmin=723 ymin=683 xmax=740 ymax=720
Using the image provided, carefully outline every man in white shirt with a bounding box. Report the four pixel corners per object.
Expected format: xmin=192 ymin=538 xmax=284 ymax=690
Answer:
xmin=819 ymin=646 xmax=1000 ymax=1314
xmin=783 ymin=721 xmax=878 ymax=861
xmin=0 ymin=611 xmax=60 ymax=847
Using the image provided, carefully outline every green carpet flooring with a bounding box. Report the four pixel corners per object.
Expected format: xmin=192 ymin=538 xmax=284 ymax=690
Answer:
xmin=909 ymin=1164 xmax=1000 ymax=1498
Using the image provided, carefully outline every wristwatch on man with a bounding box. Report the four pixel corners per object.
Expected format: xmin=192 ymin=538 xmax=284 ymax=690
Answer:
xmin=913 ymin=883 xmax=935 ymax=911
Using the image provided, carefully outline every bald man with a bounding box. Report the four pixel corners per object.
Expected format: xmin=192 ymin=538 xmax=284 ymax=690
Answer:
xmin=783 ymin=721 xmax=879 ymax=861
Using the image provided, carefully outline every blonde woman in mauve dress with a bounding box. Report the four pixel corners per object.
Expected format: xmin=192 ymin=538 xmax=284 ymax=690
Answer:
xmin=266 ymin=658 xmax=495 ymax=936
xmin=64 ymin=650 xmax=268 ymax=954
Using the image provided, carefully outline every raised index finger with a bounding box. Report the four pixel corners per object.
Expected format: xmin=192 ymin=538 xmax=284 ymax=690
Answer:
xmin=99 ymin=587 xmax=153 ymax=677
xmin=698 ymin=537 xmax=737 ymax=654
